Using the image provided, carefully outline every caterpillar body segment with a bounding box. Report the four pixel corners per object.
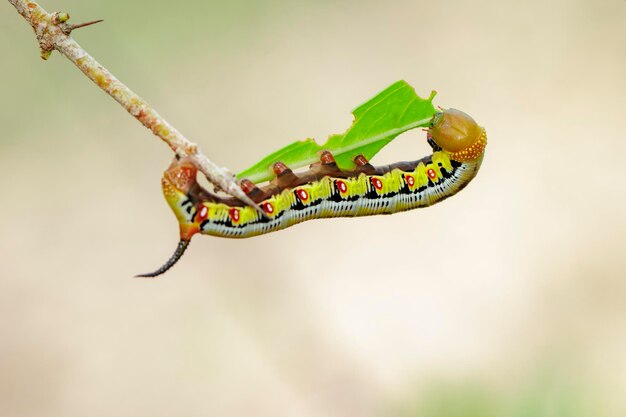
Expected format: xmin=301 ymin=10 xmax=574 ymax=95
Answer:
xmin=138 ymin=108 xmax=487 ymax=277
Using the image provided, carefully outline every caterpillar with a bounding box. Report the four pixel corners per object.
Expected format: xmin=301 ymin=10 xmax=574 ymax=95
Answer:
xmin=137 ymin=108 xmax=487 ymax=277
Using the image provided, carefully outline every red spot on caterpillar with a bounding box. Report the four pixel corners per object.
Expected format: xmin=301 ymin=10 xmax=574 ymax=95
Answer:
xmin=427 ymin=169 xmax=437 ymax=180
xmin=229 ymin=208 xmax=240 ymax=222
xmin=336 ymin=180 xmax=347 ymax=193
xmin=296 ymin=189 xmax=309 ymax=201
xmin=372 ymin=178 xmax=383 ymax=190
xmin=263 ymin=202 xmax=274 ymax=214
xmin=197 ymin=205 xmax=209 ymax=221
xmin=405 ymin=175 xmax=415 ymax=187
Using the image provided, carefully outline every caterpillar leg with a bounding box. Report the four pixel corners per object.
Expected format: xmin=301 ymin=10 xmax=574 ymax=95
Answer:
xmin=427 ymin=135 xmax=442 ymax=152
xmin=135 ymin=239 xmax=191 ymax=278
xmin=353 ymin=154 xmax=376 ymax=174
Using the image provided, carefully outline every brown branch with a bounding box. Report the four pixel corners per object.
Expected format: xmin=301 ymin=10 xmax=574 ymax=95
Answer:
xmin=7 ymin=0 xmax=263 ymax=213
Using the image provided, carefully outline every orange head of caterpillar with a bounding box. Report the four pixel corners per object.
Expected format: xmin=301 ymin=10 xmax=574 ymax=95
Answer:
xmin=428 ymin=108 xmax=487 ymax=162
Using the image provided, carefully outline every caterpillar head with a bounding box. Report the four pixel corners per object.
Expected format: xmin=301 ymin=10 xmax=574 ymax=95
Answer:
xmin=428 ymin=108 xmax=486 ymax=162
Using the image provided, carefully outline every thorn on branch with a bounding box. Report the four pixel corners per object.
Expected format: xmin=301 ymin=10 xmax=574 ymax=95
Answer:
xmin=36 ymin=11 xmax=103 ymax=60
xmin=62 ymin=19 xmax=104 ymax=35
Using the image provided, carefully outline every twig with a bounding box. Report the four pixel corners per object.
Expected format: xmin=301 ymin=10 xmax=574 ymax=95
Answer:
xmin=7 ymin=0 xmax=264 ymax=213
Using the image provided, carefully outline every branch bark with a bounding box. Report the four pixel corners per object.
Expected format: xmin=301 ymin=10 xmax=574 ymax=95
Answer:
xmin=7 ymin=0 xmax=263 ymax=213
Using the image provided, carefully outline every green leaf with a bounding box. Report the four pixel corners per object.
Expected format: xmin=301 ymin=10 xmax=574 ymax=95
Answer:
xmin=237 ymin=80 xmax=437 ymax=183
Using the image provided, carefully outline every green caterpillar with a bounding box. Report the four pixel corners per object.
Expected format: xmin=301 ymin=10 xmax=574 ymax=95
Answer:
xmin=138 ymin=108 xmax=487 ymax=277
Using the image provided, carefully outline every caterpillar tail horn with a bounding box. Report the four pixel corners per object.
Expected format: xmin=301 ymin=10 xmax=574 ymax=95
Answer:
xmin=135 ymin=239 xmax=191 ymax=278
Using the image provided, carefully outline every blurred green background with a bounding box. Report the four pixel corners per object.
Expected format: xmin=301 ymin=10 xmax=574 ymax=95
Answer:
xmin=1 ymin=0 xmax=625 ymax=416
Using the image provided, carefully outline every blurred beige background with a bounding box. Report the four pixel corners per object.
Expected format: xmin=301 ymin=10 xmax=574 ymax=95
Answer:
xmin=1 ymin=0 xmax=625 ymax=416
